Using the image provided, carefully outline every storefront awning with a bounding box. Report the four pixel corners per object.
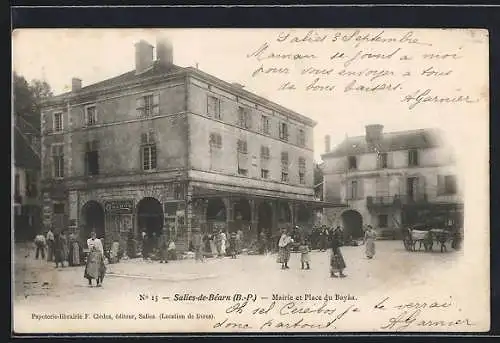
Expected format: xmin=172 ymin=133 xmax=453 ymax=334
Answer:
xmin=191 ymin=186 xmax=346 ymax=209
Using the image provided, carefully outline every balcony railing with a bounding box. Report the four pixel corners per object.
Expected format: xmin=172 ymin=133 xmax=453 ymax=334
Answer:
xmin=367 ymin=194 xmax=428 ymax=209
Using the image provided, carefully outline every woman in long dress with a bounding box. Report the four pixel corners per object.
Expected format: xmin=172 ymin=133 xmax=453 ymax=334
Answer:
xmin=330 ymin=228 xmax=347 ymax=278
xmin=54 ymin=231 xmax=68 ymax=268
xmin=364 ymin=225 xmax=377 ymax=259
xmin=84 ymin=231 xmax=106 ymax=287
xmin=278 ymin=229 xmax=293 ymax=270
xmin=68 ymin=232 xmax=81 ymax=266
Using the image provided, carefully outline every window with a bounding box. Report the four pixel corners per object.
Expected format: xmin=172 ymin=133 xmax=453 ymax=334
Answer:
xmin=136 ymin=93 xmax=160 ymax=117
xmin=53 ymin=203 xmax=65 ymax=214
xmin=261 ymin=169 xmax=269 ymax=179
xmin=209 ymin=133 xmax=222 ymax=149
xmin=174 ymin=184 xmax=185 ymax=200
xmin=207 ymin=95 xmax=221 ymax=119
xmin=238 ymin=107 xmax=251 ymax=129
xmin=84 ymin=140 xmax=100 ymax=176
xmin=281 ymin=151 xmax=289 ymax=167
xmin=85 ymin=105 xmax=97 ymax=126
xmin=378 ymin=214 xmax=388 ymax=228
xmin=141 ymin=131 xmax=157 ymax=171
xmin=348 ymin=156 xmax=357 ymax=170
xmin=298 ymin=157 xmax=306 ymax=184
xmin=237 ymin=139 xmax=248 ymax=154
xmin=279 ymin=122 xmax=289 ymax=141
xmin=349 ymin=180 xmax=358 ymax=199
xmin=438 ymin=175 xmax=457 ymax=195
xmin=281 ymin=172 xmax=289 ymax=182
xmin=238 ymin=168 xmax=248 ymax=176
xmin=407 ymin=177 xmax=418 ymax=199
xmin=378 ymin=153 xmax=388 ymax=169
xmin=261 ymin=115 xmax=270 ymax=134
xmin=260 ymin=146 xmax=270 ymax=160
xmin=53 ymin=112 xmax=63 ymax=132
xmin=25 ymin=171 xmax=38 ymax=197
xmin=298 ymin=129 xmax=306 ymax=147
xmin=408 ymin=149 xmax=419 ymax=166
xmin=51 ymin=144 xmax=64 ymax=178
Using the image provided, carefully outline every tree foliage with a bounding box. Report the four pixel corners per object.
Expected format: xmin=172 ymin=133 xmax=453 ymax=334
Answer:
xmin=13 ymin=72 xmax=53 ymax=130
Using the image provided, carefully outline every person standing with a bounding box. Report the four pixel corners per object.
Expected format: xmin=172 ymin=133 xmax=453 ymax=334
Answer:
xmin=192 ymin=228 xmax=204 ymax=262
xmin=158 ymin=228 xmax=169 ymax=264
xmin=236 ymin=229 xmax=243 ymax=253
xmin=53 ymin=231 xmax=67 ymax=268
xmin=220 ymin=230 xmax=227 ymax=257
xmin=278 ymin=229 xmax=293 ymax=270
xmin=364 ymin=225 xmax=377 ymax=259
xmin=299 ymin=238 xmax=311 ymax=270
xmin=228 ymin=231 xmax=238 ymax=259
xmin=46 ymin=228 xmax=55 ymax=261
xmin=68 ymin=232 xmax=81 ymax=266
xmin=84 ymin=231 xmax=106 ymax=287
xmin=330 ymin=227 xmax=347 ymax=278
xmin=34 ymin=232 xmax=46 ymax=260
xmin=167 ymin=239 xmax=177 ymax=261
xmin=142 ymin=233 xmax=150 ymax=260
xmin=259 ymin=231 xmax=266 ymax=254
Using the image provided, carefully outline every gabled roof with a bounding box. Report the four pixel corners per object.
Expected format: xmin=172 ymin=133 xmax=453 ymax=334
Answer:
xmin=322 ymin=128 xmax=443 ymax=158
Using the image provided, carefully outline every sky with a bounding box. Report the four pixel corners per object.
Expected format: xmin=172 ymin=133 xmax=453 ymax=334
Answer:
xmin=12 ymin=28 xmax=488 ymax=163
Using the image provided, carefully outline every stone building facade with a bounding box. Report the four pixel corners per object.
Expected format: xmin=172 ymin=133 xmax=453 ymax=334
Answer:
xmin=40 ymin=38 xmax=334 ymax=251
xmin=321 ymin=125 xmax=464 ymax=239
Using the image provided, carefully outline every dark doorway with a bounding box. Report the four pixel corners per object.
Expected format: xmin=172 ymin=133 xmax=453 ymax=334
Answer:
xmin=206 ymin=198 xmax=226 ymax=221
xmin=257 ymin=202 xmax=273 ymax=236
xmin=341 ymin=210 xmax=363 ymax=239
xmin=136 ymin=197 xmax=164 ymax=237
xmin=81 ymin=201 xmax=105 ymax=239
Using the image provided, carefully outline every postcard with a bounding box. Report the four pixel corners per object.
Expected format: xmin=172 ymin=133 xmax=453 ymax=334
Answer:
xmin=12 ymin=28 xmax=489 ymax=334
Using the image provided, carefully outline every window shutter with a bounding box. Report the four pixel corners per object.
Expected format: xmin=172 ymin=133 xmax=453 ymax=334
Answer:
xmin=207 ymin=96 xmax=213 ymax=116
xmin=153 ymin=93 xmax=160 ymax=115
xmin=399 ymin=176 xmax=406 ymax=196
xmin=136 ymin=97 xmax=144 ymax=117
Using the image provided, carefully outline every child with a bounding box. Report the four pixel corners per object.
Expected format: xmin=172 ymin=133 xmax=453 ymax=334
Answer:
xmin=299 ymin=239 xmax=311 ymax=270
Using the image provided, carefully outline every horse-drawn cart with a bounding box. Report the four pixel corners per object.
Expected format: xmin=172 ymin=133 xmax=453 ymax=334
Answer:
xmin=403 ymin=225 xmax=453 ymax=252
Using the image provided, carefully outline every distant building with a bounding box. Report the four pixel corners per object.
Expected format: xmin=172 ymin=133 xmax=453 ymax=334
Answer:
xmin=40 ymin=37 xmax=341 ymax=251
xmin=321 ymin=125 xmax=463 ymax=239
xmin=14 ymin=115 xmax=42 ymax=241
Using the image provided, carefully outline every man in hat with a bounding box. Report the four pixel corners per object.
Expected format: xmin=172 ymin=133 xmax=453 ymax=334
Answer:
xmin=158 ymin=228 xmax=169 ymax=263
xmin=192 ymin=228 xmax=204 ymax=262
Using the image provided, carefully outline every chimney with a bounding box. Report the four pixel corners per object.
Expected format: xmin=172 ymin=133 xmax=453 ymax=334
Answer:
xmin=155 ymin=36 xmax=173 ymax=69
xmin=325 ymin=135 xmax=331 ymax=153
xmin=71 ymin=78 xmax=82 ymax=92
xmin=365 ymin=124 xmax=384 ymax=143
xmin=135 ymin=40 xmax=154 ymax=74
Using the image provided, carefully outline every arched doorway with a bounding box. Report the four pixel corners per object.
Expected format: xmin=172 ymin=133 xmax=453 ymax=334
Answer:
xmin=136 ymin=197 xmax=164 ymax=237
xmin=206 ymin=198 xmax=226 ymax=233
xmin=81 ymin=201 xmax=105 ymax=240
xmin=233 ymin=198 xmax=251 ymax=232
xmin=341 ymin=210 xmax=363 ymax=239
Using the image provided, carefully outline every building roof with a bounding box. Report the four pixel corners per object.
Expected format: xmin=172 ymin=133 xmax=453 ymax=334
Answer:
xmin=49 ymin=61 xmax=184 ymax=101
xmin=322 ymin=128 xmax=443 ymax=158
xmin=45 ymin=60 xmax=316 ymax=127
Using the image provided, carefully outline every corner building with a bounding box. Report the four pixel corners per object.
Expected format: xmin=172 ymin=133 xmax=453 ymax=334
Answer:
xmin=321 ymin=125 xmax=464 ymax=239
xmin=40 ymin=38 xmax=330 ymax=251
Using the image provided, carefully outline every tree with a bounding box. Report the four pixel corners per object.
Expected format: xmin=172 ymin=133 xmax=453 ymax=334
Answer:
xmin=13 ymin=72 xmax=53 ymax=131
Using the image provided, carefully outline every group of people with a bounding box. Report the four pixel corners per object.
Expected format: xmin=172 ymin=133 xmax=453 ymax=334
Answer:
xmin=141 ymin=229 xmax=177 ymax=263
xmin=32 ymin=228 xmax=106 ymax=287
xmin=275 ymin=224 xmax=380 ymax=277
xmin=33 ymin=229 xmax=84 ymax=267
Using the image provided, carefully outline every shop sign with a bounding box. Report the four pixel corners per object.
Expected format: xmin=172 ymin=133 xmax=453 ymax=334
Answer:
xmin=104 ymin=200 xmax=134 ymax=214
